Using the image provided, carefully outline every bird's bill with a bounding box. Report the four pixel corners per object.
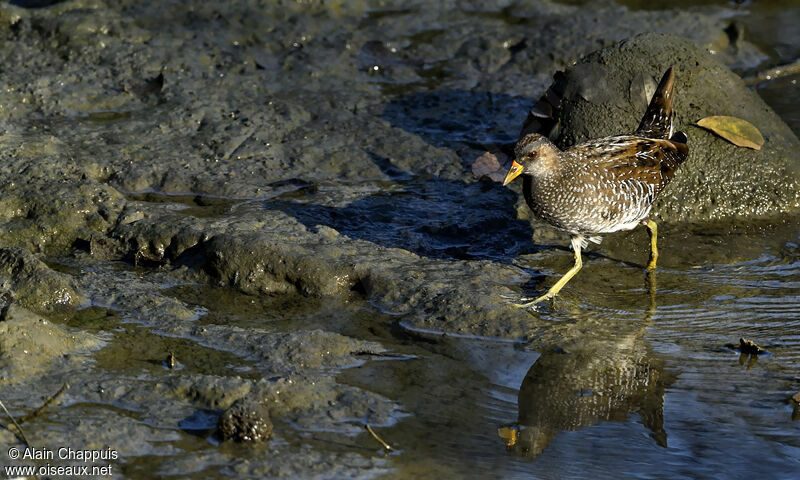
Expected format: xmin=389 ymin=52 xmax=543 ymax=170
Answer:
xmin=502 ymin=160 xmax=523 ymax=186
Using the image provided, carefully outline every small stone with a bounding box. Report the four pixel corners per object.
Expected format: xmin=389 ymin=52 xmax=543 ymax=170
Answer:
xmin=217 ymin=397 xmax=273 ymax=442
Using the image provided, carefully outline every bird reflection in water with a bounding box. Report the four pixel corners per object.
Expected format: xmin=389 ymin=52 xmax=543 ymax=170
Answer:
xmin=500 ymin=277 xmax=675 ymax=457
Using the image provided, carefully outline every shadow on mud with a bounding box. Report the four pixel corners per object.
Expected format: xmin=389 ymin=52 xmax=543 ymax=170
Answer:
xmin=267 ymin=178 xmax=535 ymax=261
xmin=265 ymin=89 xmax=540 ymax=262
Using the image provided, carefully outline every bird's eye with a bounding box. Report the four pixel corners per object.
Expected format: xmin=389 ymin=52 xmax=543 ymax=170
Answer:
xmin=527 ymin=151 xmax=537 ymax=159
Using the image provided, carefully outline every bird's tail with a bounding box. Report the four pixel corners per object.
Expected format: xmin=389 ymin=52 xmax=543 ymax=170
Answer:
xmin=636 ymin=67 xmax=676 ymax=140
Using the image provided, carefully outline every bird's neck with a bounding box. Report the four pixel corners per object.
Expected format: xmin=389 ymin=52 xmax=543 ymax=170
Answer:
xmin=528 ymin=156 xmax=561 ymax=180
xmin=529 ymin=142 xmax=562 ymax=178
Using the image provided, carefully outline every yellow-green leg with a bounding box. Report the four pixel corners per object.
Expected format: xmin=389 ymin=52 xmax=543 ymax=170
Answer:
xmin=516 ymin=236 xmax=583 ymax=307
xmin=645 ymin=219 xmax=658 ymax=271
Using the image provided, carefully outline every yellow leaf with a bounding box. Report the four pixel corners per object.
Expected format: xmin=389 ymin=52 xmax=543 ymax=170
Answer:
xmin=696 ymin=116 xmax=764 ymax=150
xmin=497 ymin=426 xmax=518 ymax=447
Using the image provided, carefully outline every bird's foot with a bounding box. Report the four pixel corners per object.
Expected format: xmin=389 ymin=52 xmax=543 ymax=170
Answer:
xmin=500 ymin=293 xmax=534 ymax=304
xmin=510 ymin=293 xmax=554 ymax=309
xmin=646 ymin=256 xmax=657 ymax=271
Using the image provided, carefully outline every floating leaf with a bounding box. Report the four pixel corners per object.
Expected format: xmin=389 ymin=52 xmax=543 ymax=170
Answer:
xmin=738 ymin=337 xmax=766 ymax=355
xmin=696 ymin=115 xmax=764 ymax=150
xmin=724 ymin=337 xmax=767 ymax=355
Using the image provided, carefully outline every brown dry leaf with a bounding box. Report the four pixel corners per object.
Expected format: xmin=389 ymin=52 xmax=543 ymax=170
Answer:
xmin=696 ymin=115 xmax=764 ymax=150
xmin=738 ymin=337 xmax=766 ymax=355
xmin=472 ymin=151 xmax=509 ymax=182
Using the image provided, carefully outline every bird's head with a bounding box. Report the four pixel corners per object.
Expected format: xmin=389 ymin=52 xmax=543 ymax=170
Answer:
xmin=503 ymin=133 xmax=560 ymax=186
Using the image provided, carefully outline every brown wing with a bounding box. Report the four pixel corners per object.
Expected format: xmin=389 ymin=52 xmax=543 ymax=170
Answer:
xmin=574 ymin=135 xmax=688 ymax=193
xmin=606 ymin=137 xmax=687 ymax=191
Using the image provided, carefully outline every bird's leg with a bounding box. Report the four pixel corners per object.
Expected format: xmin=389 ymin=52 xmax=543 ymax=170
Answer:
xmin=645 ymin=219 xmax=658 ymax=271
xmin=516 ymin=236 xmax=583 ymax=307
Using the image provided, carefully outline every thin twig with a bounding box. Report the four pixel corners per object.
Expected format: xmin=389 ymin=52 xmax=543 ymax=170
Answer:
xmin=0 ymin=397 xmax=30 ymax=447
xmin=365 ymin=424 xmax=392 ymax=451
xmin=743 ymin=58 xmax=800 ymax=86
xmin=19 ymin=383 xmax=69 ymax=424
xmin=222 ymin=127 xmax=256 ymax=161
